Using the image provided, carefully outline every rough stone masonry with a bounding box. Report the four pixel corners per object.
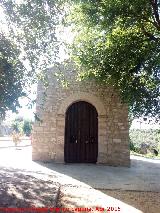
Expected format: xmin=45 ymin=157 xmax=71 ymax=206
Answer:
xmin=32 ymin=62 xmax=130 ymax=166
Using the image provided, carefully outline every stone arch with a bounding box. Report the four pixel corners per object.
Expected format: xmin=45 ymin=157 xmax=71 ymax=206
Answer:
xmin=57 ymin=92 xmax=106 ymax=116
xmin=55 ymin=92 xmax=107 ymax=163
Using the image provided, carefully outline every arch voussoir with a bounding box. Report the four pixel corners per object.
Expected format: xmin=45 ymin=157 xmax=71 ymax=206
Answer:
xmin=57 ymin=92 xmax=106 ymax=116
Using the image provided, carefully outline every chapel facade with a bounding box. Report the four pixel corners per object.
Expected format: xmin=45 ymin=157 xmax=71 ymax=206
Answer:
xmin=32 ymin=63 xmax=130 ymax=166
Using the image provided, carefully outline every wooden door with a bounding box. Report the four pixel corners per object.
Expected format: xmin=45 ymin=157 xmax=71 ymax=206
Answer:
xmin=64 ymin=101 xmax=98 ymax=163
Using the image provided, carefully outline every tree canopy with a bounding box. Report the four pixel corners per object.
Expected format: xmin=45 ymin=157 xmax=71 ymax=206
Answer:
xmin=0 ymin=34 xmax=26 ymax=118
xmin=0 ymin=0 xmax=159 ymax=121
xmin=0 ymin=0 xmax=64 ymax=118
xmin=67 ymin=0 xmax=160 ymax=120
xmin=1 ymin=0 xmax=64 ymax=74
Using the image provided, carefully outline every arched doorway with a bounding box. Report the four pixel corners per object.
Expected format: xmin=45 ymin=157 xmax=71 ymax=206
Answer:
xmin=64 ymin=101 xmax=98 ymax=163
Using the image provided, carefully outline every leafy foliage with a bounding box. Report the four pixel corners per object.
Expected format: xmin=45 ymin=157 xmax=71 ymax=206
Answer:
xmin=0 ymin=0 xmax=67 ymax=118
xmin=1 ymin=0 xmax=65 ymax=76
xmin=11 ymin=117 xmax=23 ymax=133
xmin=130 ymin=129 xmax=160 ymax=152
xmin=0 ymin=34 xmax=26 ymax=118
xmin=23 ymin=119 xmax=33 ymax=136
xmin=1 ymin=0 xmax=160 ymax=120
xmin=67 ymin=0 xmax=160 ymax=120
xmin=11 ymin=117 xmax=33 ymax=136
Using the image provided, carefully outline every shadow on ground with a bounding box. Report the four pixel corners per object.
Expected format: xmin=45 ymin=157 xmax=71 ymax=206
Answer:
xmin=0 ymin=144 xmax=159 ymax=213
xmin=0 ymin=166 xmax=59 ymax=208
xmin=35 ymin=156 xmax=160 ymax=192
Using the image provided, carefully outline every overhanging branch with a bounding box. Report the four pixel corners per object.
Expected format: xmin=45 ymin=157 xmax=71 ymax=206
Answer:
xmin=150 ymin=0 xmax=160 ymax=30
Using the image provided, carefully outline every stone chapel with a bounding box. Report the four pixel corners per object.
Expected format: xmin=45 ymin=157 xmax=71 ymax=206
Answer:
xmin=32 ymin=63 xmax=130 ymax=166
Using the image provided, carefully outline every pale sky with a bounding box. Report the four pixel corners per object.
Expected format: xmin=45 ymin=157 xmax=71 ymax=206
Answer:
xmin=131 ymin=119 xmax=159 ymax=130
xmin=4 ymin=89 xmax=37 ymax=123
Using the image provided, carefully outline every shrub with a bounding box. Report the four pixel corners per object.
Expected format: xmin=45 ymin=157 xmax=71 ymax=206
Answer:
xmin=129 ymin=129 xmax=160 ymax=153
xmin=23 ymin=120 xmax=33 ymax=136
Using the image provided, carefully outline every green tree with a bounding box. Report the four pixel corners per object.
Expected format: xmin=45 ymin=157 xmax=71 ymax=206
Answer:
xmin=0 ymin=34 xmax=26 ymax=119
xmin=23 ymin=119 xmax=33 ymax=136
xmin=0 ymin=0 xmax=65 ymax=118
xmin=67 ymin=0 xmax=160 ymax=120
xmin=1 ymin=0 xmax=160 ymax=121
xmin=11 ymin=117 xmax=23 ymax=133
xmin=1 ymin=0 xmax=65 ymax=79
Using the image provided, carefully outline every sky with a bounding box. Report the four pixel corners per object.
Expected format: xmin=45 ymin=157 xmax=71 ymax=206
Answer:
xmin=4 ymin=91 xmax=36 ymax=124
xmin=130 ymin=119 xmax=159 ymax=130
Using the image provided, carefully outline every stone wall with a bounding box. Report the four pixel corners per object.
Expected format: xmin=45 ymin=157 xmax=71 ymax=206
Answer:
xmin=32 ymin=63 xmax=130 ymax=166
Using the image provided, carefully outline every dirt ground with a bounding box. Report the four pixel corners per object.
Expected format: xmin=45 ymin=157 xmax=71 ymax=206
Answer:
xmin=101 ymin=189 xmax=160 ymax=213
xmin=0 ymin=139 xmax=159 ymax=213
xmin=0 ymin=167 xmax=60 ymax=210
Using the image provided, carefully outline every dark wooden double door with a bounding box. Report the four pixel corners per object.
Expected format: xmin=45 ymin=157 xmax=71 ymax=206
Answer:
xmin=64 ymin=101 xmax=98 ymax=163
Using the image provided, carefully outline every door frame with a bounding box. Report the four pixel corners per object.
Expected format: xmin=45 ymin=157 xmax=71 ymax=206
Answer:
xmin=56 ymin=92 xmax=107 ymax=163
xmin=64 ymin=101 xmax=98 ymax=163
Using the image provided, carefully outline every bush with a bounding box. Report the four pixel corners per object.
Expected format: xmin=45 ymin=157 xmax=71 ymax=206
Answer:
xmin=23 ymin=120 xmax=33 ymax=136
xmin=11 ymin=119 xmax=23 ymax=133
xmin=130 ymin=138 xmax=140 ymax=153
xmin=11 ymin=117 xmax=33 ymax=136
xmin=129 ymin=129 xmax=160 ymax=153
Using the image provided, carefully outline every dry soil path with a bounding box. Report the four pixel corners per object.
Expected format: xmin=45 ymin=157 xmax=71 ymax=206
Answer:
xmin=0 ymin=140 xmax=159 ymax=212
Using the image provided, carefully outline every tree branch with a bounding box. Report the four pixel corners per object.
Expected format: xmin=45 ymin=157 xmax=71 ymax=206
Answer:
xmin=150 ymin=0 xmax=160 ymax=30
xmin=141 ymin=24 xmax=159 ymax=41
